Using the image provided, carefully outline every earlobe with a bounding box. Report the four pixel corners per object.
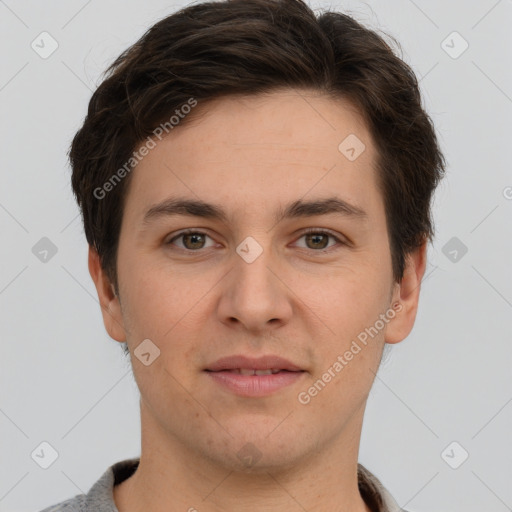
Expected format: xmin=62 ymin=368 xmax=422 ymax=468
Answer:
xmin=384 ymin=240 xmax=428 ymax=345
xmin=88 ymin=246 xmax=127 ymax=343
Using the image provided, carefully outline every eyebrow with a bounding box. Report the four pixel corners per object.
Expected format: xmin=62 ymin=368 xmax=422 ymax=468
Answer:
xmin=142 ymin=196 xmax=368 ymax=227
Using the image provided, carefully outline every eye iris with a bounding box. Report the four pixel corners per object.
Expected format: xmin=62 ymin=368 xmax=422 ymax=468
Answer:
xmin=306 ymin=233 xmax=328 ymax=249
xmin=175 ymin=232 xmax=333 ymax=251
xmin=183 ymin=233 xmax=205 ymax=250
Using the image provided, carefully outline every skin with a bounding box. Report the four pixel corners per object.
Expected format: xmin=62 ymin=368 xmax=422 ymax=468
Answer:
xmin=89 ymin=88 xmax=426 ymax=512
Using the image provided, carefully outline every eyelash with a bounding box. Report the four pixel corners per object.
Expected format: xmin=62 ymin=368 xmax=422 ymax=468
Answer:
xmin=166 ymin=228 xmax=346 ymax=253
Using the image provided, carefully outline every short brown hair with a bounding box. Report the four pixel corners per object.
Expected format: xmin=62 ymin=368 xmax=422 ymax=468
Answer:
xmin=69 ymin=0 xmax=445 ymax=292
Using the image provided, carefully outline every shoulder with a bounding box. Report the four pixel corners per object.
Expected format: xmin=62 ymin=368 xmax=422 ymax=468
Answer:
xmin=358 ymin=463 xmax=411 ymax=512
xmin=36 ymin=458 xmax=139 ymax=512
xmin=37 ymin=493 xmax=87 ymax=512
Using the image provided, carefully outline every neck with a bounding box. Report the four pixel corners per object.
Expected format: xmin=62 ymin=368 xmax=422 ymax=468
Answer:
xmin=114 ymin=400 xmax=372 ymax=512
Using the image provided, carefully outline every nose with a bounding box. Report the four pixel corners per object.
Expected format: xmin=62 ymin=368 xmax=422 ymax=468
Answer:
xmin=216 ymin=240 xmax=293 ymax=333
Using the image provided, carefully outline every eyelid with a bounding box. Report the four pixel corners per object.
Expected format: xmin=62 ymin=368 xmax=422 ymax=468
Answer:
xmin=165 ymin=227 xmax=349 ymax=251
xmin=293 ymin=227 xmax=347 ymax=250
xmin=166 ymin=228 xmax=217 ymax=248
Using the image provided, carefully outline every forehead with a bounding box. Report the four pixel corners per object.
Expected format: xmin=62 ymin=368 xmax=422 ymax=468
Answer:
xmin=181 ymin=89 xmax=372 ymax=157
xmin=122 ymin=89 xmax=381 ymax=223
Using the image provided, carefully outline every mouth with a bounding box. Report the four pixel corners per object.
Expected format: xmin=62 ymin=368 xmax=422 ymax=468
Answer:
xmin=205 ymin=354 xmax=304 ymax=373
xmin=206 ymin=368 xmax=302 ymax=375
xmin=204 ymin=355 xmax=306 ymax=397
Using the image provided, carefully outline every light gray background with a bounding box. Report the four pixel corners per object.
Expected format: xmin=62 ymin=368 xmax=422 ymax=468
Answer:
xmin=1 ymin=1 xmax=511 ymax=511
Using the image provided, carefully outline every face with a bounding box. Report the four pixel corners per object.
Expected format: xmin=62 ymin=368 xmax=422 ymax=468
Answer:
xmin=91 ymin=89 xmax=424 ymax=473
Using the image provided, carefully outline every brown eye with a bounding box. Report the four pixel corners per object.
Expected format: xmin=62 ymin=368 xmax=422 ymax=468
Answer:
xmin=304 ymin=232 xmax=330 ymax=250
xmin=167 ymin=230 xmax=214 ymax=250
xmin=294 ymin=229 xmax=344 ymax=252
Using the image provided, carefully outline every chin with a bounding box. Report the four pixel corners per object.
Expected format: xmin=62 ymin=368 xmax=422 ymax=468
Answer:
xmin=202 ymin=424 xmax=308 ymax=474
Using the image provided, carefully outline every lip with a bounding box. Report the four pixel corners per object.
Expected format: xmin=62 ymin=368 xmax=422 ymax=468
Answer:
xmin=204 ymin=355 xmax=305 ymax=397
xmin=205 ymin=354 xmax=303 ymax=372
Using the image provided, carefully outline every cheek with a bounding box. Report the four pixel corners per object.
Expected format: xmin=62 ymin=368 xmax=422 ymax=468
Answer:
xmin=118 ymin=253 xmax=217 ymax=372
xmin=302 ymin=286 xmax=388 ymax=415
xmin=322 ymin=260 xmax=391 ymax=324
xmin=308 ymin=260 xmax=392 ymax=374
xmin=119 ymin=251 xmax=187 ymax=315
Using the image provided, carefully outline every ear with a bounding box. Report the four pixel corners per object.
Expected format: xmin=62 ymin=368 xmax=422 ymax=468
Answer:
xmin=385 ymin=240 xmax=428 ymax=345
xmin=88 ymin=245 xmax=127 ymax=343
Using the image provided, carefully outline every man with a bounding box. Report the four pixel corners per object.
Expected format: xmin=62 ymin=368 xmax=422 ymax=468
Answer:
xmin=41 ymin=0 xmax=445 ymax=510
